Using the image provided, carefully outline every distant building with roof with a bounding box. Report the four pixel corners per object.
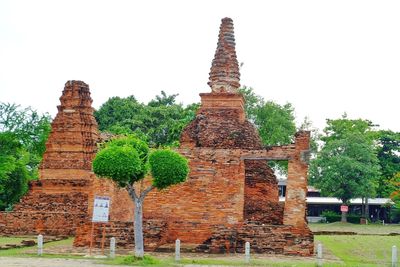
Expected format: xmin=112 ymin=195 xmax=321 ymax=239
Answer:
xmin=277 ymin=179 xmax=394 ymax=223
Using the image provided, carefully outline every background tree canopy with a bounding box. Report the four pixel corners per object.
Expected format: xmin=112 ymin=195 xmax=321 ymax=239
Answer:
xmin=0 ymin=103 xmax=51 ymax=210
xmin=94 ymin=91 xmax=199 ymax=147
xmin=310 ymin=115 xmax=400 ymax=208
xmin=239 ymin=86 xmax=296 ymax=146
xmin=309 ymin=116 xmax=382 ymax=219
xmin=375 ymin=130 xmax=400 ymax=198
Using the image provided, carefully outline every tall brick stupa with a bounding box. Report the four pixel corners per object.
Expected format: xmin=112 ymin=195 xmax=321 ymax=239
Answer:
xmin=140 ymin=17 xmax=314 ymax=255
xmin=0 ymin=81 xmax=133 ymax=236
xmin=75 ymin=17 xmax=313 ymax=255
xmin=39 ymin=81 xmax=99 ymax=180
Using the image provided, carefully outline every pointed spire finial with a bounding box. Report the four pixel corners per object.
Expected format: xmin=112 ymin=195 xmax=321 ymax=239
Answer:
xmin=208 ymin=17 xmax=240 ymax=93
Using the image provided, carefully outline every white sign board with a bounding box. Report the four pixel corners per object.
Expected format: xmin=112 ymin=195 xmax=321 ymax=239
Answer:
xmin=92 ymin=196 xmax=110 ymax=223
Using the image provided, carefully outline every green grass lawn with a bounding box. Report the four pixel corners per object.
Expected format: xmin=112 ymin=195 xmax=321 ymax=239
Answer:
xmin=104 ymin=255 xmax=327 ymax=267
xmin=0 ymin=237 xmax=74 ymax=257
xmin=0 ymin=237 xmax=32 ymax=246
xmin=310 ymin=221 xmax=400 ymax=235
xmin=316 ymin=235 xmax=400 ymax=266
xmin=1 ymin=231 xmax=399 ymax=266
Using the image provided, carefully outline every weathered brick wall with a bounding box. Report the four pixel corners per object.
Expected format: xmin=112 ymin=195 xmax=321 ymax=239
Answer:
xmin=0 ymin=212 xmax=87 ymax=236
xmin=198 ymin=222 xmax=313 ymax=256
xmin=283 ymin=131 xmax=310 ymax=229
xmin=0 ymin=180 xmax=88 ymax=235
xmin=0 ymin=179 xmax=90 ymax=235
xmin=244 ymin=160 xmax=283 ymax=224
xmin=74 ymin=219 xmax=167 ymax=250
xmin=142 ymin=147 xmax=246 ymax=244
xmin=88 ymin=175 xmax=134 ymax=223
xmin=180 ymin=107 xmax=261 ymax=149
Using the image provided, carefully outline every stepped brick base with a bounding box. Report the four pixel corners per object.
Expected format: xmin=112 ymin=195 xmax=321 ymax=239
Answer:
xmin=73 ymin=219 xmax=168 ymax=250
xmin=74 ymin=220 xmax=313 ymax=256
xmin=0 ymin=81 xmax=134 ymax=237
xmin=198 ymin=222 xmax=314 ymax=256
xmin=0 ymin=177 xmax=133 ymax=236
xmin=0 ymin=179 xmax=89 ymax=236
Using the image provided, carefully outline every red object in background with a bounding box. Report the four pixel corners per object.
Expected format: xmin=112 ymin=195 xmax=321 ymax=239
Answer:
xmin=340 ymin=205 xmax=348 ymax=212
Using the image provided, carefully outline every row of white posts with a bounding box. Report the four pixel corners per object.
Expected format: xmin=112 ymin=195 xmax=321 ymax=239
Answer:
xmin=36 ymin=235 xmax=398 ymax=266
xmin=316 ymin=243 xmax=398 ymax=267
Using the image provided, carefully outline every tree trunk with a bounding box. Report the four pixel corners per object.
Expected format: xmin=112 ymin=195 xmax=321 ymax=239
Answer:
xmin=361 ymin=197 xmax=365 ymax=218
xmin=365 ymin=197 xmax=369 ymax=222
xmin=134 ymin=198 xmax=144 ymax=258
xmin=127 ymin=184 xmax=153 ymax=259
xmin=341 ymin=210 xmax=347 ymax=223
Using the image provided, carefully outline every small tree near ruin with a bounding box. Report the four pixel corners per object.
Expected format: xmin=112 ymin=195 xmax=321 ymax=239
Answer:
xmin=92 ymin=135 xmax=189 ymax=258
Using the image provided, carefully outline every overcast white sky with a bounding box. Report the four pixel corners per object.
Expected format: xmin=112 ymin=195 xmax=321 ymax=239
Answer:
xmin=0 ymin=0 xmax=399 ymax=132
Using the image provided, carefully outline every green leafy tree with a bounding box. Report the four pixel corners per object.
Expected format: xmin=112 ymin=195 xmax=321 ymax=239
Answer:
xmin=95 ymin=92 xmax=199 ymax=147
xmin=389 ymin=172 xmax=400 ymax=222
xmin=0 ymin=132 xmax=29 ymax=210
xmin=239 ymin=87 xmax=296 ymax=174
xmin=321 ymin=114 xmax=376 ymax=143
xmin=239 ymin=87 xmax=296 ymax=146
xmin=0 ymin=102 xmax=51 ymax=178
xmin=254 ymin=101 xmax=296 ymax=146
xmin=0 ymin=103 xmax=50 ymax=210
xmin=375 ymin=130 xmax=400 ymax=198
xmin=92 ymin=135 xmax=189 ymax=258
xmin=310 ymin=116 xmax=381 ymax=222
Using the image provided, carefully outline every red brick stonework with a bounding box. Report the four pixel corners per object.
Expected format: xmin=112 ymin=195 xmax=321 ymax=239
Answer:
xmin=1 ymin=17 xmax=313 ymax=256
xmin=208 ymin=17 xmax=240 ymax=93
xmin=244 ymin=160 xmax=283 ymax=225
xmin=137 ymin=17 xmax=313 ymax=255
xmin=0 ymin=81 xmax=133 ymax=236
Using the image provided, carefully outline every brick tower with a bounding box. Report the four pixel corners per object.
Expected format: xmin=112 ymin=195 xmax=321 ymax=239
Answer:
xmin=0 ymin=81 xmax=133 ymax=236
xmin=39 ymin=80 xmax=99 ymax=180
xmin=141 ymin=18 xmax=314 ymax=255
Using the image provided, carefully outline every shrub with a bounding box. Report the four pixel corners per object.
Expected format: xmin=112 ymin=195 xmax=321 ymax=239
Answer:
xmin=321 ymin=210 xmax=341 ymax=223
xmin=149 ymin=149 xmax=189 ymax=190
xmin=93 ymin=145 xmax=142 ymax=186
xmin=321 ymin=210 xmax=361 ymax=224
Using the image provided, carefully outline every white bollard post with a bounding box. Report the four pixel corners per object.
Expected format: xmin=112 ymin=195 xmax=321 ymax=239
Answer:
xmin=383 ymin=220 xmax=385 ymax=226
xmin=245 ymin=241 xmax=250 ymax=264
xmin=37 ymin=234 xmax=43 ymax=256
xmin=109 ymin=237 xmax=116 ymax=259
xmin=392 ymin=245 xmax=398 ymax=267
xmin=175 ymin=239 xmax=180 ymax=262
xmin=317 ymin=243 xmax=323 ymax=267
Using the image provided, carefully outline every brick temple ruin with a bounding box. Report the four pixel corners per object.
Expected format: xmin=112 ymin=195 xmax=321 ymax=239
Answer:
xmin=0 ymin=17 xmax=313 ymax=255
xmin=0 ymin=81 xmax=133 ymax=236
